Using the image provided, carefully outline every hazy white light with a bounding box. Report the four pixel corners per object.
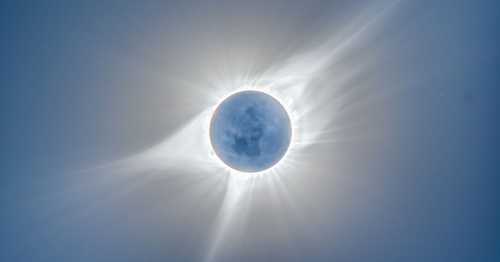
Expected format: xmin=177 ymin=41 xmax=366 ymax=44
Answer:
xmin=84 ymin=2 xmax=400 ymax=261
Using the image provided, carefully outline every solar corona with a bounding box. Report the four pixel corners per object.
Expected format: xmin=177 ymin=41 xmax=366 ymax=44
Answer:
xmin=4 ymin=1 xmax=492 ymax=262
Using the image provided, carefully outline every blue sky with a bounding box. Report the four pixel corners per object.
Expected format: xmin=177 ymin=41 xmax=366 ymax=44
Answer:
xmin=1 ymin=0 xmax=499 ymax=261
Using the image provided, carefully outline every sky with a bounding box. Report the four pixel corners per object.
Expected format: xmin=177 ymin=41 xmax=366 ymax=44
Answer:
xmin=1 ymin=0 xmax=499 ymax=261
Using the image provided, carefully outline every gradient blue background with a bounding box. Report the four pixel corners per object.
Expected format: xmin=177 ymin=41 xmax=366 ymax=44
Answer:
xmin=1 ymin=0 xmax=499 ymax=261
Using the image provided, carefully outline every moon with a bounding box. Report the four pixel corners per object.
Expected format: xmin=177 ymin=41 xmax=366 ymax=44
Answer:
xmin=209 ymin=90 xmax=292 ymax=173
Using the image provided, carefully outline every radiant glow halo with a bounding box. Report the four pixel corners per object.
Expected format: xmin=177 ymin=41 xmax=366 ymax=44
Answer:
xmin=205 ymin=85 xmax=299 ymax=178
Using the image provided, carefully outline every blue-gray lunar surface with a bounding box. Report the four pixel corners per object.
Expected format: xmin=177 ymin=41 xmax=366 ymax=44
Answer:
xmin=210 ymin=90 xmax=292 ymax=172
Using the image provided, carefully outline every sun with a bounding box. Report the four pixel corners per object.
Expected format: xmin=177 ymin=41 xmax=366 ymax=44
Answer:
xmin=205 ymin=85 xmax=299 ymax=178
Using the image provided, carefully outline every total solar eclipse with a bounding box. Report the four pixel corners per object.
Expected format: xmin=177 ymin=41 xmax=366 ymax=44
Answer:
xmin=210 ymin=90 xmax=292 ymax=172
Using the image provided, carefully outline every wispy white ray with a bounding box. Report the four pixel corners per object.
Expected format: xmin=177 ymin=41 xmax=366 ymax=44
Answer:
xmin=252 ymin=1 xmax=400 ymax=150
xmin=84 ymin=109 xmax=219 ymax=177
xmin=204 ymin=175 xmax=252 ymax=262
